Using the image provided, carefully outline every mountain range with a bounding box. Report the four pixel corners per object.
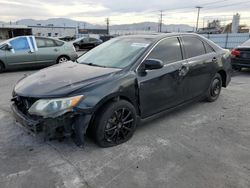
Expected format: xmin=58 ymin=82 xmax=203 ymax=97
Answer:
xmin=1 ymin=18 xmax=194 ymax=32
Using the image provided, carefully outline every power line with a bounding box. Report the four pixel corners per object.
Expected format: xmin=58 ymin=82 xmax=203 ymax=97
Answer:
xmin=105 ymin=0 xmax=250 ymax=21
xmin=159 ymin=0 xmax=230 ymax=12
xmin=104 ymin=0 xmax=250 ymax=27
xmin=106 ymin=0 xmax=235 ymax=18
xmin=204 ymin=0 xmax=250 ymax=11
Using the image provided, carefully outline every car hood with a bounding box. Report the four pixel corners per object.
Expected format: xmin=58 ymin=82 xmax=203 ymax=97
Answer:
xmin=14 ymin=61 xmax=121 ymax=98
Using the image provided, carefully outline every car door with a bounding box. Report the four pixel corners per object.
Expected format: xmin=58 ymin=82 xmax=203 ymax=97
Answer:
xmin=89 ymin=38 xmax=98 ymax=48
xmin=137 ymin=37 xmax=190 ymax=118
xmin=35 ymin=38 xmax=60 ymax=65
xmin=80 ymin=38 xmax=90 ymax=49
xmin=181 ymin=36 xmax=216 ymax=99
xmin=5 ymin=37 xmax=37 ymax=68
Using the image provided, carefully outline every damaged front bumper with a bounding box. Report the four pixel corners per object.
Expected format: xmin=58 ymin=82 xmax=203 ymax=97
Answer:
xmin=11 ymin=103 xmax=92 ymax=146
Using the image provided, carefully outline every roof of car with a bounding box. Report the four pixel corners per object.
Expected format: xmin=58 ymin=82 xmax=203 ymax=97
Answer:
xmin=119 ymin=33 xmax=200 ymax=40
xmin=118 ymin=33 xmax=223 ymax=51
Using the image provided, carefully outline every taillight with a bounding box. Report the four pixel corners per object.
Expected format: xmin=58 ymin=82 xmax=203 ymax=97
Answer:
xmin=231 ymin=49 xmax=240 ymax=57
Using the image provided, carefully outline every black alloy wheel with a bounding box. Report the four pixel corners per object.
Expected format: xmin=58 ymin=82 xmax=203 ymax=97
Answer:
xmin=206 ymin=73 xmax=222 ymax=102
xmin=105 ymin=108 xmax=134 ymax=142
xmin=94 ymin=100 xmax=137 ymax=147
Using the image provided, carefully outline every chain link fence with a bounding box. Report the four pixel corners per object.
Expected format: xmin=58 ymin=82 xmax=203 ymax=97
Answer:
xmin=203 ymin=33 xmax=250 ymax=49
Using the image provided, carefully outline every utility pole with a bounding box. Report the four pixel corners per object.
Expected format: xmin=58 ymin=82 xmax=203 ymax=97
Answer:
xmin=77 ymin=22 xmax=80 ymax=33
xmin=106 ymin=17 xmax=110 ymax=35
xmin=195 ymin=6 xmax=203 ymax=31
xmin=158 ymin=10 xmax=163 ymax=32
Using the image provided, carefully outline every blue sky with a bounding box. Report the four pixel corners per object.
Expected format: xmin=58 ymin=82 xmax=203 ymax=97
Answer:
xmin=0 ymin=0 xmax=249 ymax=26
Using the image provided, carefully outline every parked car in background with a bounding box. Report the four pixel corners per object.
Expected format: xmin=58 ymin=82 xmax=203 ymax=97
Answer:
xmin=73 ymin=37 xmax=103 ymax=51
xmin=100 ymin=35 xmax=115 ymax=42
xmin=59 ymin=36 xmax=76 ymax=42
xmin=0 ymin=36 xmax=78 ymax=72
xmin=231 ymin=39 xmax=250 ymax=71
xmin=11 ymin=33 xmax=231 ymax=147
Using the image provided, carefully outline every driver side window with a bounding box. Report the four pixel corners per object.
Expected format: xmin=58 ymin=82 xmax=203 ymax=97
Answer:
xmin=147 ymin=37 xmax=183 ymax=65
xmin=9 ymin=37 xmax=30 ymax=52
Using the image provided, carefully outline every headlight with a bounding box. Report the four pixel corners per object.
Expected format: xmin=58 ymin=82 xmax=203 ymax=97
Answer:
xmin=28 ymin=95 xmax=83 ymax=118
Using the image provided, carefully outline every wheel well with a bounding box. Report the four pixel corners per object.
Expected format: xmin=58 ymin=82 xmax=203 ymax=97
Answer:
xmin=218 ymin=70 xmax=227 ymax=87
xmin=87 ymin=96 xmax=139 ymax=133
xmin=0 ymin=60 xmax=5 ymax=69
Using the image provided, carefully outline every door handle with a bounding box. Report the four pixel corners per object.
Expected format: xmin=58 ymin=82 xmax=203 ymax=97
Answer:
xmin=54 ymin=49 xmax=59 ymax=52
xmin=28 ymin=50 xmax=34 ymax=54
xmin=179 ymin=65 xmax=189 ymax=77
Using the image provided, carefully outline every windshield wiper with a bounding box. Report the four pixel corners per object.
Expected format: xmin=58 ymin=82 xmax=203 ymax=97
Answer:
xmin=77 ymin=61 xmax=107 ymax=68
xmin=87 ymin=63 xmax=107 ymax=68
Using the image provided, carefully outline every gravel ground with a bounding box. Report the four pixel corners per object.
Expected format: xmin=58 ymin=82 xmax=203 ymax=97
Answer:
xmin=0 ymin=68 xmax=250 ymax=188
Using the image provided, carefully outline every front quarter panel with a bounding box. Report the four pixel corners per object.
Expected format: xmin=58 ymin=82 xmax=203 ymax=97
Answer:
xmin=75 ymin=71 xmax=138 ymax=114
xmin=0 ymin=50 xmax=6 ymax=66
xmin=220 ymin=49 xmax=232 ymax=86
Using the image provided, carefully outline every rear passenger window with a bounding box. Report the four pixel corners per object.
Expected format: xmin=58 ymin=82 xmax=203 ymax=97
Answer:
xmin=55 ymin=40 xmax=64 ymax=46
xmin=89 ymin=38 xmax=97 ymax=42
xmin=36 ymin=38 xmax=46 ymax=48
xmin=147 ymin=37 xmax=183 ymax=65
xmin=203 ymin=42 xmax=215 ymax=53
xmin=45 ymin=39 xmax=56 ymax=47
xmin=183 ymin=36 xmax=206 ymax=58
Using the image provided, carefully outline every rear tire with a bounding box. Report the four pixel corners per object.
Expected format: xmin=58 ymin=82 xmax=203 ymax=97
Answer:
xmin=93 ymin=100 xmax=137 ymax=147
xmin=205 ymin=73 xmax=222 ymax=102
xmin=0 ymin=62 xmax=5 ymax=73
xmin=57 ymin=56 xmax=70 ymax=64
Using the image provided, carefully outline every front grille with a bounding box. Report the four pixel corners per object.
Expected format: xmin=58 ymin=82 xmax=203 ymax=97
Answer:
xmin=12 ymin=96 xmax=38 ymax=116
xmin=241 ymin=52 xmax=250 ymax=59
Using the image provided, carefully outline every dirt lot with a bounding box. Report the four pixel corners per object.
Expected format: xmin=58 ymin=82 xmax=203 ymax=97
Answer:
xmin=0 ymin=68 xmax=250 ymax=188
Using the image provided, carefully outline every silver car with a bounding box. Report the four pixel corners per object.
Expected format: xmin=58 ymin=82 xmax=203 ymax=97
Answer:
xmin=0 ymin=36 xmax=78 ymax=72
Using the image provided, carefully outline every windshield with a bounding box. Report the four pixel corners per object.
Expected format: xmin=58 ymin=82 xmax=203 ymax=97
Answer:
xmin=0 ymin=43 xmax=5 ymax=49
xmin=74 ymin=37 xmax=86 ymax=42
xmin=241 ymin=39 xmax=250 ymax=47
xmin=77 ymin=37 xmax=152 ymax=69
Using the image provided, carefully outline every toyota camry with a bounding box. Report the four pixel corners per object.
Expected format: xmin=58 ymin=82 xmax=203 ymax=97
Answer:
xmin=11 ymin=33 xmax=232 ymax=147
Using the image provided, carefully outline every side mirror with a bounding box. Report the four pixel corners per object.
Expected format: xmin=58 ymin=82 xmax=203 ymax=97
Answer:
xmin=6 ymin=44 xmax=13 ymax=51
xmin=144 ymin=59 xmax=164 ymax=70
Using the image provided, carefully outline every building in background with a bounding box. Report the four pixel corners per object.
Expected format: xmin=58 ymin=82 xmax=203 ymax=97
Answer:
xmin=0 ymin=25 xmax=32 ymax=40
xmin=29 ymin=25 xmax=77 ymax=38
xmin=231 ymin=13 xmax=240 ymax=33
xmin=78 ymin=29 xmax=107 ymax=35
xmin=0 ymin=24 xmax=77 ymax=39
xmin=198 ymin=13 xmax=249 ymax=34
xmin=197 ymin=20 xmax=222 ymax=34
xmin=76 ymin=28 xmax=110 ymax=40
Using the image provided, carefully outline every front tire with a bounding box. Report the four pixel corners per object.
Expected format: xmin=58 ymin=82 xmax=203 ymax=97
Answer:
xmin=0 ymin=62 xmax=5 ymax=73
xmin=94 ymin=100 xmax=137 ymax=147
xmin=205 ymin=73 xmax=222 ymax=102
